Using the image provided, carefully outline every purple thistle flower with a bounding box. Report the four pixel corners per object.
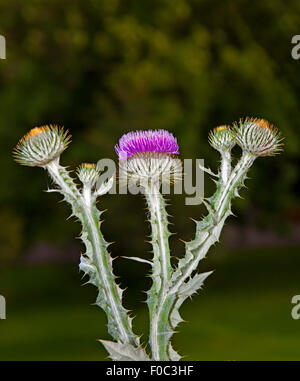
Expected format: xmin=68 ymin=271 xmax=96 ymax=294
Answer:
xmin=115 ymin=129 xmax=179 ymax=160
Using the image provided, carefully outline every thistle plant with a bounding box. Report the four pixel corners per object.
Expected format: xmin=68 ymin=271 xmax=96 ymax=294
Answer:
xmin=13 ymin=118 xmax=283 ymax=361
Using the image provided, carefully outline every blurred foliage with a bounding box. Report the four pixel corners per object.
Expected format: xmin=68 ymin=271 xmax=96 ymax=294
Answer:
xmin=0 ymin=0 xmax=300 ymax=262
xmin=0 ymin=208 xmax=23 ymax=263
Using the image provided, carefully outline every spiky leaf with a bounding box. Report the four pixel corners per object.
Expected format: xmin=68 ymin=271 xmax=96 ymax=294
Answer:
xmin=100 ymin=340 xmax=150 ymax=361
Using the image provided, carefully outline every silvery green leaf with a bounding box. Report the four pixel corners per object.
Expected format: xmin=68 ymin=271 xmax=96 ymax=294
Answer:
xmin=168 ymin=344 xmax=181 ymax=361
xmin=95 ymin=175 xmax=114 ymax=196
xmin=100 ymin=340 xmax=150 ymax=361
xmin=178 ymin=271 xmax=213 ymax=299
xmin=121 ymin=256 xmax=153 ymax=266
xmin=198 ymin=163 xmax=218 ymax=178
xmin=170 ymin=271 xmax=212 ymax=330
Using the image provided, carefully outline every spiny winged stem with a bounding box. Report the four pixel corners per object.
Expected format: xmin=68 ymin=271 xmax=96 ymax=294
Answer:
xmin=164 ymin=115 xmax=285 ymax=353
xmin=143 ymin=152 xmax=257 ymax=361
xmin=121 ymin=130 xmax=257 ymax=361
xmin=220 ymin=149 xmax=232 ymax=184
xmin=171 ymin=152 xmax=255 ymax=295
xmin=45 ymin=159 xmax=139 ymax=347
xmin=144 ymin=183 xmax=173 ymax=361
xmin=13 ymin=126 xmax=150 ymax=361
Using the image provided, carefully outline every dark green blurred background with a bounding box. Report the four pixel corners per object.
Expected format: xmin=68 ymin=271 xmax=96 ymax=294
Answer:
xmin=0 ymin=0 xmax=300 ymax=360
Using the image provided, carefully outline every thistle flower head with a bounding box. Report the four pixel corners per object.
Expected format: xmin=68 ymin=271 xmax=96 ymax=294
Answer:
xmin=115 ymin=130 xmax=182 ymax=187
xmin=13 ymin=125 xmax=71 ymax=167
xmin=234 ymin=118 xmax=284 ymax=157
xmin=208 ymin=125 xmax=236 ymax=152
xmin=77 ymin=163 xmax=100 ymax=187
xmin=115 ymin=129 xmax=179 ymax=160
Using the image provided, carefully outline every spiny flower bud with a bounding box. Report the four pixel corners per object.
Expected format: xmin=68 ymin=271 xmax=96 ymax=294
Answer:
xmin=77 ymin=163 xmax=100 ymax=187
xmin=13 ymin=125 xmax=71 ymax=167
xmin=115 ymin=130 xmax=182 ymax=186
xmin=208 ymin=126 xmax=236 ymax=152
xmin=234 ymin=118 xmax=284 ymax=157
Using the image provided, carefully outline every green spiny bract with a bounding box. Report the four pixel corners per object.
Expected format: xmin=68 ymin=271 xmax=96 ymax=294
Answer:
xmin=13 ymin=125 xmax=71 ymax=167
xmin=208 ymin=125 xmax=236 ymax=153
xmin=234 ymin=117 xmax=284 ymax=157
xmin=77 ymin=163 xmax=100 ymax=187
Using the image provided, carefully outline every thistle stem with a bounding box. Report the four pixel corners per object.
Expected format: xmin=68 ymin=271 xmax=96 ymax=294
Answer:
xmin=220 ymin=149 xmax=232 ymax=183
xmin=171 ymin=152 xmax=255 ymax=295
xmin=45 ymin=158 xmax=80 ymax=199
xmin=81 ymin=194 xmax=136 ymax=345
xmin=45 ymin=159 xmax=138 ymax=346
xmin=216 ymin=152 xmax=255 ymax=215
xmin=145 ymin=184 xmax=172 ymax=361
